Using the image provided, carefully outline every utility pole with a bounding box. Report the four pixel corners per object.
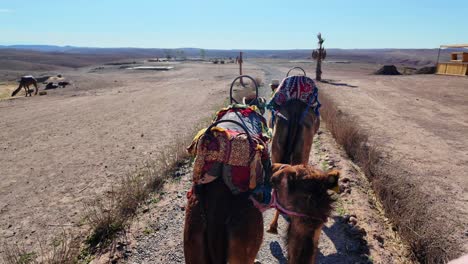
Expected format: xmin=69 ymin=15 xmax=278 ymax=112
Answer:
xmin=238 ymin=51 xmax=244 ymax=86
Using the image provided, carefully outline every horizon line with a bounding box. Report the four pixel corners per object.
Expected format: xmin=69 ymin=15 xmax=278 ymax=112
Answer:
xmin=0 ymin=44 xmax=445 ymax=51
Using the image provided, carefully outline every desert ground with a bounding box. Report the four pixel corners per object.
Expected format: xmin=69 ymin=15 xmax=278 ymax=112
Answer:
xmin=1 ymin=52 xmax=467 ymax=262
xmin=0 ymin=61 xmax=263 ymax=253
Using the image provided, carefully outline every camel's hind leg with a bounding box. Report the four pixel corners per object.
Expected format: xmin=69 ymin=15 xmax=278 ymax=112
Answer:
xmin=32 ymin=82 xmax=38 ymax=95
xmin=227 ymin=203 xmax=263 ymax=264
xmin=184 ymin=193 xmax=209 ymax=264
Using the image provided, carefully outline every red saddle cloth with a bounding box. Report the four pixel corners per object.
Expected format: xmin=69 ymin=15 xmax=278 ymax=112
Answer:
xmin=187 ymin=105 xmax=271 ymax=194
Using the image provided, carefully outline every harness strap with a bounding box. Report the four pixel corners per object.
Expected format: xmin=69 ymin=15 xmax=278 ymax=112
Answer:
xmin=299 ymin=87 xmax=321 ymax=125
xmin=249 ymin=189 xmax=308 ymax=217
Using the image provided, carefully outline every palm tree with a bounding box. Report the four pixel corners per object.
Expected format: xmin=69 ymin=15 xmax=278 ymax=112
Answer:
xmin=312 ymin=33 xmax=327 ymax=81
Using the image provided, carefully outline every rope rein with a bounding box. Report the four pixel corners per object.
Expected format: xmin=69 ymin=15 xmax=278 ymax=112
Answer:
xmin=249 ymin=189 xmax=325 ymax=222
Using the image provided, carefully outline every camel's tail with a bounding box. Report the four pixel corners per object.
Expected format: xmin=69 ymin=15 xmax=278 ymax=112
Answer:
xmin=11 ymin=85 xmax=23 ymax=97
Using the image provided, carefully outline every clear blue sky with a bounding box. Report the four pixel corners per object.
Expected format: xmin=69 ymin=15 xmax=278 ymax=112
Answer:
xmin=1 ymin=0 xmax=467 ymax=49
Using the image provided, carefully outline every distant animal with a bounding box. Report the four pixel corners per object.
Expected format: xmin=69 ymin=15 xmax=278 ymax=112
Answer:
xmin=268 ymin=164 xmax=340 ymax=263
xmin=266 ymin=75 xmax=322 ymax=234
xmin=58 ymin=81 xmax=70 ymax=88
xmin=45 ymin=83 xmax=59 ymax=90
xmin=11 ymin=76 xmax=38 ymax=97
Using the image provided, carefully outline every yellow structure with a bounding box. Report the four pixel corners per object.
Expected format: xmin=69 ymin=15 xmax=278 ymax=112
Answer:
xmin=436 ymin=44 xmax=468 ymax=76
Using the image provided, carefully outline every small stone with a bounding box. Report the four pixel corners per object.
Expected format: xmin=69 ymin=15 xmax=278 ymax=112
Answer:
xmin=349 ymin=216 xmax=358 ymax=226
xmin=341 ymin=177 xmax=351 ymax=183
xmin=373 ymin=234 xmax=385 ymax=247
xmin=141 ymin=134 xmax=144 ymax=137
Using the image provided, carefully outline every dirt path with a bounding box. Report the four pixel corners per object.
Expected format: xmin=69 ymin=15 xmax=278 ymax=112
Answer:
xmin=0 ymin=62 xmax=263 ymax=254
xmin=120 ymin=126 xmax=410 ymax=264
xmin=117 ymin=64 xmax=412 ymax=264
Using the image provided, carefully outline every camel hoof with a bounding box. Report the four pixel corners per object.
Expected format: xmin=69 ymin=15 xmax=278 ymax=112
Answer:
xmin=266 ymin=226 xmax=278 ymax=234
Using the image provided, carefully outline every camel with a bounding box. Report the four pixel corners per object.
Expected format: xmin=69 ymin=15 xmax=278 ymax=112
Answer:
xmin=184 ymin=103 xmax=271 ymax=264
xmin=11 ymin=76 xmax=38 ymax=97
xmin=267 ymin=74 xmax=321 ymax=234
xmin=184 ymin=177 xmax=264 ymax=264
xmin=268 ymin=164 xmax=340 ymax=263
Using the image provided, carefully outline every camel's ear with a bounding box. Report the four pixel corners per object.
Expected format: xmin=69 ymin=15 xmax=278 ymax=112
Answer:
xmin=326 ymin=170 xmax=340 ymax=193
xmin=270 ymin=163 xmax=291 ymax=187
xmin=271 ymin=163 xmax=287 ymax=173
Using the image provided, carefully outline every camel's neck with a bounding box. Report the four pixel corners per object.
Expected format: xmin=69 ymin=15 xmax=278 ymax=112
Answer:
xmin=287 ymin=221 xmax=322 ymax=264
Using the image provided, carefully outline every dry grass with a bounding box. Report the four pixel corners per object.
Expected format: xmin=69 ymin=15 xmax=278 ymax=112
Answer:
xmin=0 ymin=83 xmax=17 ymax=99
xmin=84 ymin=135 xmax=191 ymax=252
xmin=2 ymin=232 xmax=81 ymax=264
xmin=319 ymin=93 xmax=379 ymax=177
xmin=319 ymin=92 xmax=460 ymax=264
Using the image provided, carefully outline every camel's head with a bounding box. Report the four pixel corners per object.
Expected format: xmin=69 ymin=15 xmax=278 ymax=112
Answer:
xmin=270 ymin=163 xmax=340 ymax=263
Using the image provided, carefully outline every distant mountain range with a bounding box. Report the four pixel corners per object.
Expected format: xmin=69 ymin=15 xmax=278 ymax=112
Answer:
xmin=0 ymin=45 xmax=446 ymax=70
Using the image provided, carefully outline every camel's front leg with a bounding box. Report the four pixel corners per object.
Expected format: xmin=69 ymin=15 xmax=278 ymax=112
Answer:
xmin=24 ymin=85 xmax=30 ymax=97
xmin=267 ymin=210 xmax=280 ymax=234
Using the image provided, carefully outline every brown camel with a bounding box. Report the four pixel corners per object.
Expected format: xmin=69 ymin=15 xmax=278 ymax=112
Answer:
xmin=184 ymin=179 xmax=264 ymax=264
xmin=267 ymin=75 xmax=321 ymax=234
xmin=11 ymin=76 xmax=38 ymax=97
xmin=270 ymin=163 xmax=340 ymax=264
xmin=184 ymin=104 xmax=271 ymax=264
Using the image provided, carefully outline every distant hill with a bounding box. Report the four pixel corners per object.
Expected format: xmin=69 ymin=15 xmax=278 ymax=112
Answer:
xmin=0 ymin=45 xmax=448 ymax=71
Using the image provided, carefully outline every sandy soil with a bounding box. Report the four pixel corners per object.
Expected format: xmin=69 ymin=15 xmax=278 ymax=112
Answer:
xmin=0 ymin=61 xmax=262 ymax=253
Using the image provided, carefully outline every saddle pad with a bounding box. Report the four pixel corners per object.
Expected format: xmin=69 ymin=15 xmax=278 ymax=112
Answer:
xmin=187 ymin=104 xmax=271 ymax=194
xmin=215 ymin=104 xmax=271 ymax=141
xmin=269 ymin=75 xmax=319 ymax=110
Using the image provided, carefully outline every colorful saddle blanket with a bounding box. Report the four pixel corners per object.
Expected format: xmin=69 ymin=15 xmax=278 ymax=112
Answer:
xmin=268 ymin=75 xmax=321 ymax=116
xmin=187 ymin=104 xmax=271 ymax=194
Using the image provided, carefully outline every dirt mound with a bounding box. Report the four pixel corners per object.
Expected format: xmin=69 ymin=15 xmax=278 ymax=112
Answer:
xmin=415 ymin=66 xmax=436 ymax=74
xmin=374 ymin=65 xmax=401 ymax=75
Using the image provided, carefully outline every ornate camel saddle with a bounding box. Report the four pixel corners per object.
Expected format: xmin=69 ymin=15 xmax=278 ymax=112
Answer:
xmin=187 ymin=104 xmax=272 ymax=195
